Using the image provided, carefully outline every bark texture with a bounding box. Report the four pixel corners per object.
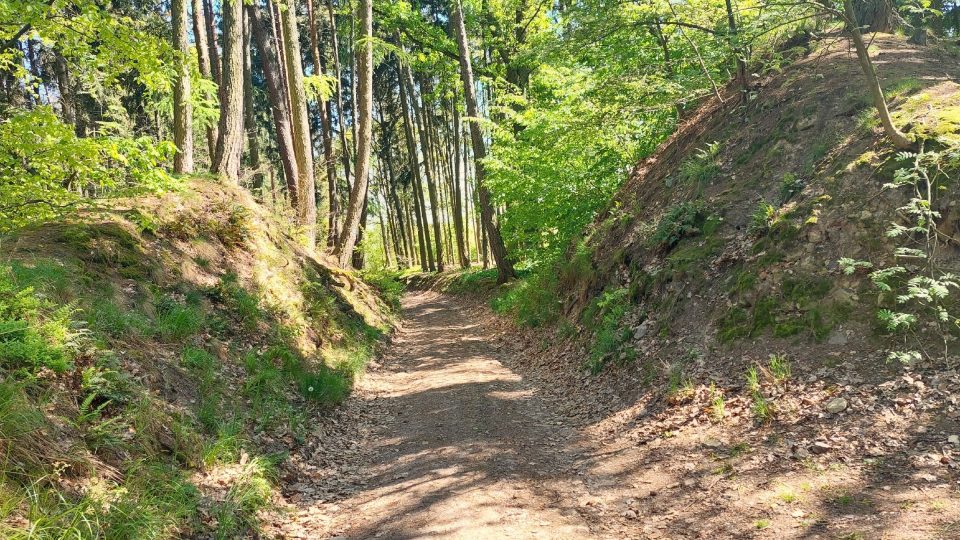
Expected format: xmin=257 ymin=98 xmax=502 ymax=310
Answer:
xmin=333 ymin=0 xmax=373 ymax=267
xmin=212 ymin=0 xmax=246 ymax=182
xmin=172 ymin=0 xmax=194 ymax=173
xmin=280 ymin=0 xmax=318 ymax=249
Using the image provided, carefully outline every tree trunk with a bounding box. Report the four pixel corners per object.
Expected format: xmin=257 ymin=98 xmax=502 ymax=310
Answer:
xmin=243 ymin=12 xmax=262 ymax=191
xmin=352 ymin=189 xmax=369 ymax=268
xmin=383 ymin=137 xmax=409 ymax=267
xmin=327 ymin=0 xmax=353 ymax=192
xmin=247 ymin=4 xmax=300 ymax=207
xmin=854 ymin=0 xmax=898 ymax=32
xmin=172 ymin=0 xmax=194 ymax=174
xmin=280 ymin=0 xmax=318 ymax=249
xmin=378 ymin=194 xmax=392 ymax=268
xmin=212 ymin=0 xmax=245 ymax=182
xmin=405 ymin=192 xmax=426 ymax=269
xmin=203 ymin=0 xmax=221 ymax=85
xmin=451 ymin=0 xmax=515 ymax=283
xmin=450 ymin=98 xmax=469 ymax=268
xmin=843 ymin=0 xmax=912 ymax=149
xmin=333 ymin=0 xmax=373 ymax=267
xmin=404 ymin=70 xmax=444 ymax=272
xmin=192 ymin=0 xmax=218 ymax=159
xmin=306 ymin=0 xmax=340 ymax=248
xmin=397 ymin=59 xmax=433 ymax=271
xmin=724 ymin=0 xmax=747 ymax=100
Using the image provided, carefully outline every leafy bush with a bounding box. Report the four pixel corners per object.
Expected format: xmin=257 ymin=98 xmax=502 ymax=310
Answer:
xmin=492 ymin=269 xmax=561 ymax=327
xmin=0 ymin=108 xmax=176 ymax=232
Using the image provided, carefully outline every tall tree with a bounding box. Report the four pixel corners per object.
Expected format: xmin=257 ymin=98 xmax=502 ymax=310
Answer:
xmin=243 ymin=12 xmax=263 ymax=190
xmin=451 ymin=0 xmax=515 ymax=283
xmin=172 ymin=0 xmax=194 ymax=173
xmin=280 ymin=0 xmax=318 ymax=248
xmin=404 ymin=69 xmax=444 ymax=271
xmin=333 ymin=0 xmax=373 ymax=267
xmin=203 ymin=0 xmax=221 ymax=85
xmin=327 ymin=0 xmax=353 ymax=193
xmin=247 ymin=3 xmax=300 ymax=206
xmin=191 ymin=0 xmax=217 ymax=159
xmin=212 ymin=0 xmax=246 ymax=182
xmin=306 ymin=0 xmax=340 ymax=248
xmin=450 ymin=97 xmax=469 ymax=268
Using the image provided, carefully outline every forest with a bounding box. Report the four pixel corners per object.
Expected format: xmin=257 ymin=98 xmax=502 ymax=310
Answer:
xmin=4 ymin=0 xmax=960 ymax=536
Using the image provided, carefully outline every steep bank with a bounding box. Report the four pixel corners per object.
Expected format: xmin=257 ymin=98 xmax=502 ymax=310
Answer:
xmin=0 ymin=179 xmax=394 ymax=538
xmin=434 ymin=34 xmax=960 ymax=538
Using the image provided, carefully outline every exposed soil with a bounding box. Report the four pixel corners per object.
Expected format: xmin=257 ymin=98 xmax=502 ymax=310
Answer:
xmin=268 ymin=291 xmax=960 ymax=539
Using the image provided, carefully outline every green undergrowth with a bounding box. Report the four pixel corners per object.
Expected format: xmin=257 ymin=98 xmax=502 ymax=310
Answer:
xmin=716 ymin=273 xmax=850 ymax=343
xmin=0 ymin=200 xmax=390 ymax=537
xmin=582 ymin=287 xmax=633 ymax=374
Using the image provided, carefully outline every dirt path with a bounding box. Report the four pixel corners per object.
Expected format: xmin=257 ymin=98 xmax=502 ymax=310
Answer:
xmin=269 ymin=290 xmax=960 ymax=540
xmin=316 ymin=290 xmax=609 ymax=539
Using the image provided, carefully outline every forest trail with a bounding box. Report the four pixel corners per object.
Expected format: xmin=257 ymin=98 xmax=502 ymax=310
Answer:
xmin=317 ymin=291 xmax=612 ymax=539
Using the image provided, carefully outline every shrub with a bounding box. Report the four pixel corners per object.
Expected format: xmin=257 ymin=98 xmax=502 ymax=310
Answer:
xmin=678 ymin=141 xmax=722 ymax=187
xmin=492 ymin=270 xmax=561 ymax=327
xmin=649 ymin=201 xmax=707 ymax=251
xmin=583 ymin=287 xmax=631 ymax=373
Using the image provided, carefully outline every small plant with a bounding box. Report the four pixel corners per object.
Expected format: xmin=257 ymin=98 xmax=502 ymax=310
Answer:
xmin=749 ymin=201 xmax=777 ymax=234
xmin=710 ymin=384 xmax=725 ymax=423
xmin=360 ymin=270 xmax=405 ymax=311
xmin=296 ymin=366 xmax=352 ymax=406
xmin=648 ymin=201 xmax=707 ymax=251
xmin=839 ymin=145 xmax=960 ymax=364
xmin=745 ymin=365 xmax=773 ymax=422
xmin=754 ymin=518 xmax=771 ymax=529
xmin=210 ymin=456 xmax=277 ymax=538
xmin=679 ymin=141 xmax=722 ymax=187
xmin=776 ymin=486 xmax=799 ymax=503
xmin=728 ymin=442 xmax=751 ymax=457
xmin=89 ymin=299 xmax=152 ymax=338
xmin=778 ymin=172 xmax=804 ymax=203
xmin=768 ymin=353 xmax=791 ymax=384
xmin=583 ymin=287 xmax=631 ymax=373
xmin=667 ymin=363 xmax=695 ymax=403
xmin=745 ymin=366 xmax=760 ymax=393
xmin=751 ymin=393 xmax=773 ymax=421
xmin=492 ymin=269 xmax=562 ymax=328
xmin=210 ymin=273 xmax=261 ymax=332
